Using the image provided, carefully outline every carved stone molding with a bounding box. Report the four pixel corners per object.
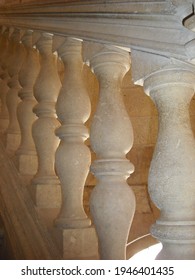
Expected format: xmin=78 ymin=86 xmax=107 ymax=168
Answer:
xmin=0 ymin=1 xmax=195 ymax=61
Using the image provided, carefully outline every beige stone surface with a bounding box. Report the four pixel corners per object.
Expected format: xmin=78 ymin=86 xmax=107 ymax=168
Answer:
xmin=5 ymin=29 xmax=25 ymax=156
xmin=54 ymin=38 xmax=91 ymax=230
xmin=61 ymin=227 xmax=99 ymax=260
xmin=31 ymin=33 xmax=61 ymax=209
xmin=5 ymin=133 xmax=21 ymax=156
xmin=16 ymin=30 xmax=40 ymax=174
xmin=30 ymin=183 xmax=61 ymax=208
xmin=0 ymin=139 xmax=61 ymax=259
xmin=0 ymin=28 xmax=10 ymax=134
xmin=16 ymin=154 xmax=38 ymax=175
xmin=82 ymin=52 xmax=158 ymax=258
xmin=50 ymin=225 xmax=99 ymax=260
xmin=0 ymin=119 xmax=8 ymax=133
xmin=87 ymin=44 xmax=136 ymax=260
xmin=144 ymin=66 xmax=195 ymax=260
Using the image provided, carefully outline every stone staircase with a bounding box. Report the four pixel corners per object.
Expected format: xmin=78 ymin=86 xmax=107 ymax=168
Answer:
xmin=0 ymin=137 xmax=61 ymax=259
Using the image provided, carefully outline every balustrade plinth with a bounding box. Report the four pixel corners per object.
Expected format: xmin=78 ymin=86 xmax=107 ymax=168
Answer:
xmin=5 ymin=129 xmax=21 ymax=159
xmin=0 ymin=117 xmax=9 ymax=135
xmin=15 ymin=154 xmax=38 ymax=176
xmin=53 ymin=226 xmax=98 ymax=260
xmin=30 ymin=182 xmax=61 ymax=209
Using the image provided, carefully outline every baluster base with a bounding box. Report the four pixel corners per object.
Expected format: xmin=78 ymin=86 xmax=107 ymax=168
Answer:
xmin=53 ymin=226 xmax=99 ymax=260
xmin=15 ymin=153 xmax=38 ymax=176
xmin=55 ymin=217 xmax=91 ymax=229
xmin=5 ymin=132 xmax=21 ymax=157
xmin=151 ymin=222 xmax=195 ymax=260
xmin=0 ymin=118 xmax=9 ymax=134
xmin=156 ymin=243 xmax=195 ymax=260
xmin=30 ymin=183 xmax=61 ymax=208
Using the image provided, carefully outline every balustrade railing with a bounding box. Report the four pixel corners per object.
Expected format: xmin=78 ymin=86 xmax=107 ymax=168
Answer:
xmin=0 ymin=0 xmax=195 ymax=260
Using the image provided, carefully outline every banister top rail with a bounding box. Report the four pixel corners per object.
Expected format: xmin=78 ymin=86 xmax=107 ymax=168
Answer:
xmin=0 ymin=0 xmax=195 ymax=60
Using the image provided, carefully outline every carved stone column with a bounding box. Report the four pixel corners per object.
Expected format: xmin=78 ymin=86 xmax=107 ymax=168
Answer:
xmin=143 ymin=64 xmax=195 ymax=259
xmin=54 ymin=37 xmax=98 ymax=260
xmin=15 ymin=30 xmax=40 ymax=179
xmin=5 ymin=28 xmax=25 ymax=156
xmin=0 ymin=27 xmax=10 ymax=134
xmin=87 ymin=44 xmax=135 ymax=260
xmin=31 ymin=33 xmax=61 ymax=208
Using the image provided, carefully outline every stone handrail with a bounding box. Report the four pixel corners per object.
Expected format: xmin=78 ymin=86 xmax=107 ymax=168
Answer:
xmin=0 ymin=0 xmax=195 ymax=60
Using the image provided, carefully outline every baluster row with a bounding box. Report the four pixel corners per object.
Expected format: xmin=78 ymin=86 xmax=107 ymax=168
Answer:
xmin=0 ymin=27 xmax=9 ymax=134
xmin=0 ymin=26 xmax=135 ymax=260
xmin=1 ymin=25 xmax=195 ymax=260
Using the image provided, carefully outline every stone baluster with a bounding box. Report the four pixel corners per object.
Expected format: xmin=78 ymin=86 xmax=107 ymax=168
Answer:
xmin=54 ymin=37 xmax=98 ymax=260
xmin=0 ymin=26 xmax=7 ymax=75
xmin=0 ymin=26 xmax=4 ymax=71
xmin=0 ymin=27 xmax=10 ymax=134
xmin=142 ymin=64 xmax=195 ymax=259
xmin=15 ymin=30 xmax=40 ymax=179
xmin=5 ymin=28 xmax=25 ymax=156
xmin=86 ymin=44 xmax=135 ymax=260
xmin=31 ymin=33 xmax=61 ymax=208
xmin=0 ymin=28 xmax=2 ymax=115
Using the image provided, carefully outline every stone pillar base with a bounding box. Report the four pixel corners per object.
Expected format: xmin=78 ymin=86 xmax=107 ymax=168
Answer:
xmin=16 ymin=153 xmax=38 ymax=176
xmin=0 ymin=119 xmax=9 ymax=134
xmin=5 ymin=133 xmax=21 ymax=156
xmin=54 ymin=226 xmax=99 ymax=260
xmin=29 ymin=183 xmax=62 ymax=208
